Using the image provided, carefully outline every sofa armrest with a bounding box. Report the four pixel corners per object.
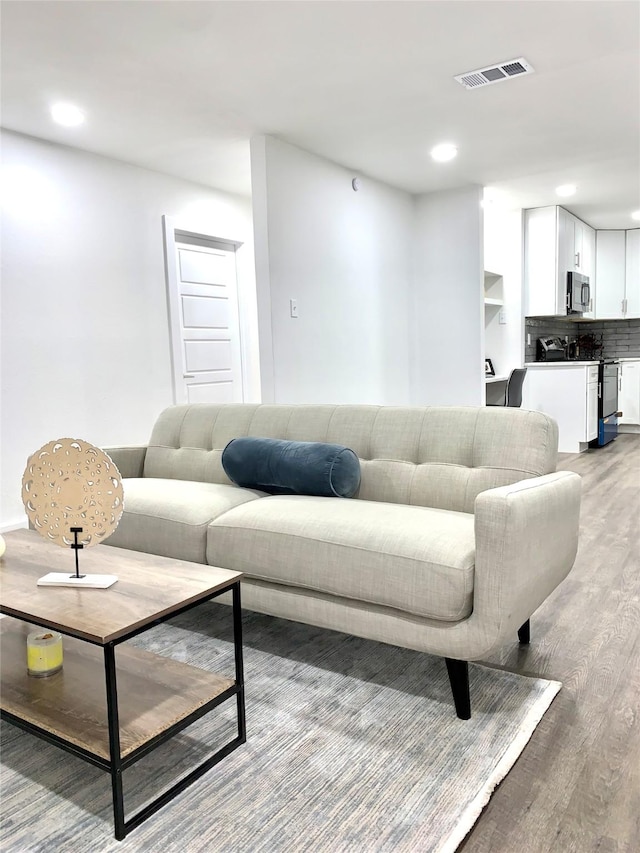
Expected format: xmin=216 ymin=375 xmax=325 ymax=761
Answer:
xmin=103 ymin=446 xmax=147 ymax=479
xmin=473 ymin=471 xmax=581 ymax=635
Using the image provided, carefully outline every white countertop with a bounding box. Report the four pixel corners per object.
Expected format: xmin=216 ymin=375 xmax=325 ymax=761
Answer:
xmin=526 ymin=359 xmax=640 ymax=367
xmin=524 ymin=361 xmax=598 ymax=367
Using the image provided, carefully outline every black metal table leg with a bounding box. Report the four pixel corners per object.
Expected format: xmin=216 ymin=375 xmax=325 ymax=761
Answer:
xmin=4 ymin=584 xmax=246 ymax=841
xmin=104 ymin=643 xmax=125 ymax=841
xmin=232 ymin=583 xmax=246 ymax=744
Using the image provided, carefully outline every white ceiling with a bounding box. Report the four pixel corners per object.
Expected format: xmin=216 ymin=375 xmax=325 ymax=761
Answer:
xmin=1 ymin=0 xmax=639 ymax=229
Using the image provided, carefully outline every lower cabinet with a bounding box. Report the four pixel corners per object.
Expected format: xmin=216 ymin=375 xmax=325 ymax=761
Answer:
xmin=522 ymin=363 xmax=600 ymax=453
xmin=619 ymin=360 xmax=640 ymax=431
xmin=587 ymin=374 xmax=599 ymax=441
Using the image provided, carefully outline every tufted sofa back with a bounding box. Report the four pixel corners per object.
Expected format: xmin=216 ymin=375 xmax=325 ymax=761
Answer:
xmin=143 ymin=404 xmax=558 ymax=514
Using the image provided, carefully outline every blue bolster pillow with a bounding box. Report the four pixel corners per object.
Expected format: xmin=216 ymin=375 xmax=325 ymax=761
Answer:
xmin=221 ymin=437 xmax=361 ymax=498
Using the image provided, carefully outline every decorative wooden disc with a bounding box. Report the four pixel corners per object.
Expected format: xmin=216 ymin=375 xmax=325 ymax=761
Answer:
xmin=22 ymin=438 xmax=124 ymax=548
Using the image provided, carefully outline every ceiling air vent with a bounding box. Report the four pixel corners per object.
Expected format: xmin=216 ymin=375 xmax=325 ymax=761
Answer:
xmin=455 ymin=57 xmax=534 ymax=90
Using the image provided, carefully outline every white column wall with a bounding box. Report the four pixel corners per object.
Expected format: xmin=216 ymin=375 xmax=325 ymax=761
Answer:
xmin=250 ymin=136 xmax=413 ymax=404
xmin=484 ymin=203 xmax=525 ymax=375
xmin=0 ymin=130 xmax=259 ymax=528
xmin=411 ymin=186 xmax=484 ymax=406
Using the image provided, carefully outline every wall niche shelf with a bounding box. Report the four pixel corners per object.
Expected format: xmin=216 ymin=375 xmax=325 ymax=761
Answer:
xmin=484 ymin=270 xmax=507 ymax=404
xmin=484 ymin=271 xmax=504 ymax=300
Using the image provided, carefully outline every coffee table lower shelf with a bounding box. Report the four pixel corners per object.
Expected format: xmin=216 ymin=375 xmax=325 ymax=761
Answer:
xmin=0 ymin=600 xmax=245 ymax=841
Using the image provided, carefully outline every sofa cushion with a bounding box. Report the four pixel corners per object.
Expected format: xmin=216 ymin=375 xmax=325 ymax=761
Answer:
xmin=207 ymin=495 xmax=475 ymax=622
xmin=221 ymin=437 xmax=361 ymax=498
xmin=105 ymin=478 xmax=266 ymax=564
xmin=143 ymin=404 xmax=558 ymax=514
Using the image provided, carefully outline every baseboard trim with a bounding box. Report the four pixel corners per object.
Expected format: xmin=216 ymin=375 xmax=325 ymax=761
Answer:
xmin=1 ymin=518 xmax=28 ymax=534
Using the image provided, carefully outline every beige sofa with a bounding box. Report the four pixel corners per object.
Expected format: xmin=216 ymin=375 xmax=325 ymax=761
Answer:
xmin=104 ymin=403 xmax=581 ymax=718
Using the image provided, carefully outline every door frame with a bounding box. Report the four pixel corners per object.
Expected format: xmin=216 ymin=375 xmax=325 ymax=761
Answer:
xmin=162 ymin=216 xmax=245 ymax=404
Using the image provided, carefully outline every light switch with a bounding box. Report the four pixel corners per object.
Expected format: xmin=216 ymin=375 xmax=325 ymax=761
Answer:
xmin=289 ymin=299 xmax=298 ymax=318
xmin=499 ymin=310 xmax=507 ymax=325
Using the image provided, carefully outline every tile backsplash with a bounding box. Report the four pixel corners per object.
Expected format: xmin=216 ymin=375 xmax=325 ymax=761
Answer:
xmin=525 ymin=317 xmax=640 ymax=362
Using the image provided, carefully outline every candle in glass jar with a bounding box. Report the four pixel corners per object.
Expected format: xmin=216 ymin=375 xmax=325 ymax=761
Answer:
xmin=27 ymin=630 xmax=63 ymax=677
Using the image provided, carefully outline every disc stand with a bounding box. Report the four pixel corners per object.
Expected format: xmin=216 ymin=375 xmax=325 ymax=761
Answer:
xmin=37 ymin=527 xmax=119 ymax=589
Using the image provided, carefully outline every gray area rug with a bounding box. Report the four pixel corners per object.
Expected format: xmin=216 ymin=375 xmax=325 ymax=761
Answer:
xmin=0 ymin=604 xmax=560 ymax=853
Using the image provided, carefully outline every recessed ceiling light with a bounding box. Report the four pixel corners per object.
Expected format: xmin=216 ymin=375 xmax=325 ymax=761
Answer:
xmin=50 ymin=102 xmax=85 ymax=127
xmin=555 ymin=184 xmax=577 ymax=198
xmin=430 ymin=143 xmax=458 ymax=163
xmin=632 ymin=210 xmax=640 ymax=221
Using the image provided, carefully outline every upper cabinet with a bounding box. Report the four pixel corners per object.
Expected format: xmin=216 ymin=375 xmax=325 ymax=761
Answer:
xmin=559 ymin=207 xmax=595 ymax=280
xmin=595 ymin=231 xmax=626 ymax=318
xmin=561 ymin=208 xmax=596 ymax=318
xmin=595 ymin=228 xmax=640 ymax=319
xmin=625 ymin=229 xmax=640 ymax=318
xmin=524 ymin=206 xmax=595 ymax=317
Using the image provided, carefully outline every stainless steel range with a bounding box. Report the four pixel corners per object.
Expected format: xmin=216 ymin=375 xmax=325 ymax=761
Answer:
xmin=595 ymin=360 xmax=620 ymax=446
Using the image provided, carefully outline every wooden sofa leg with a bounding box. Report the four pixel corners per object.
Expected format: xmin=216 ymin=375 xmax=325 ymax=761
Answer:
xmin=518 ymin=619 xmax=531 ymax=644
xmin=444 ymin=658 xmax=471 ymax=720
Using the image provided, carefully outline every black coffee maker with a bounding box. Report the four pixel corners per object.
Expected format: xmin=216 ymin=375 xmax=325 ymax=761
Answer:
xmin=567 ymin=338 xmax=579 ymax=360
xmin=537 ymin=337 xmax=567 ymax=361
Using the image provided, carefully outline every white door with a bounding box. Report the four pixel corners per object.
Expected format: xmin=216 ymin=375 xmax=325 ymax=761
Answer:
xmin=165 ymin=234 xmax=244 ymax=404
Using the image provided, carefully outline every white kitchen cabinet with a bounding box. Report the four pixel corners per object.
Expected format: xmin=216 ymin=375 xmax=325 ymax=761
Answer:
xmin=583 ymin=224 xmax=596 ymax=277
xmin=587 ymin=371 xmax=599 ymax=441
xmin=558 ymin=207 xmax=595 ymax=280
xmin=525 ymin=207 xmax=561 ymax=316
xmin=578 ymin=221 xmax=596 ymax=318
xmin=594 ymin=228 xmax=640 ymax=319
xmin=625 ymin=229 xmax=640 ymax=318
xmin=522 ymin=363 xmax=600 ymax=452
xmin=557 ymin=207 xmax=576 ymax=298
xmin=619 ymin=360 xmax=640 ymax=430
xmin=524 ymin=206 xmax=595 ymax=317
xmin=595 ymin=231 xmax=627 ymax=318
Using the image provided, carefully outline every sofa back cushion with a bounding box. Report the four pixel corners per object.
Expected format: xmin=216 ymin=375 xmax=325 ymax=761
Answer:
xmin=143 ymin=404 xmax=558 ymax=514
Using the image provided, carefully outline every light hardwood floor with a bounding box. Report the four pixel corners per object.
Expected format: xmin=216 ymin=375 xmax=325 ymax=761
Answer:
xmin=462 ymin=433 xmax=640 ymax=853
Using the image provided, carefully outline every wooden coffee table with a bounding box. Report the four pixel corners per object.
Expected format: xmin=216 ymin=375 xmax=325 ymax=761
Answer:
xmin=0 ymin=529 xmax=245 ymax=841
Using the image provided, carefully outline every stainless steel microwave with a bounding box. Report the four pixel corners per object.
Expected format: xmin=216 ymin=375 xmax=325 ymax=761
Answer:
xmin=567 ymin=272 xmax=590 ymax=315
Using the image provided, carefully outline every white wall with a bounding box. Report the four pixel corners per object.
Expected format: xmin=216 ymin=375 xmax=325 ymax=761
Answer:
xmin=249 ymin=137 xmax=275 ymax=402
xmin=411 ymin=186 xmax=484 ymax=406
xmin=251 ymin=136 xmax=413 ymax=404
xmin=484 ymin=201 xmax=525 ymax=378
xmin=0 ymin=130 xmax=258 ymax=528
